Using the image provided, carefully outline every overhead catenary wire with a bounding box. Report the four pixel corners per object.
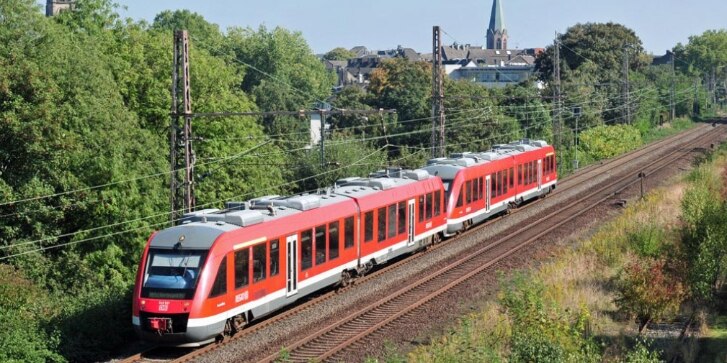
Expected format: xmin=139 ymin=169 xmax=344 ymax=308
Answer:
xmin=0 ymin=89 xmax=696 ymax=255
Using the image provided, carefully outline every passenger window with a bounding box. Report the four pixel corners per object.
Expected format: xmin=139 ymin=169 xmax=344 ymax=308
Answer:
xmin=315 ymin=225 xmax=326 ymax=265
xmin=426 ymin=193 xmax=433 ymax=219
xmin=418 ymin=195 xmax=425 ymax=222
xmin=491 ymin=174 xmax=496 ymax=196
xmin=210 ymin=256 xmax=227 ymax=298
xmin=503 ymin=172 xmax=508 ymax=194
xmin=301 ymin=230 xmax=313 ymax=270
xmin=364 ymin=211 xmax=374 ymax=242
xmin=473 ymin=178 xmax=479 ymax=201
xmin=269 ymin=240 xmax=279 ymax=277
xmin=378 ymin=207 xmax=387 ymax=242
xmin=434 ymin=190 xmax=441 ymax=216
xmin=388 ymin=204 xmax=397 ymax=238
xmin=234 ymin=249 xmax=249 ymax=289
xmin=329 ymin=221 xmax=339 ymax=260
xmin=253 ymin=244 xmax=266 ymax=282
xmin=456 ymin=189 xmax=463 ymax=207
xmin=518 ymin=165 xmax=523 ymax=185
xmin=465 ymin=180 xmax=472 ymax=204
xmin=398 ymin=202 xmax=407 ymax=234
xmin=344 ymin=217 xmax=355 ymax=248
xmin=497 ymin=171 xmax=503 ymax=196
xmin=510 ymin=168 xmax=514 ymax=188
xmin=478 ymin=177 xmax=484 ymax=200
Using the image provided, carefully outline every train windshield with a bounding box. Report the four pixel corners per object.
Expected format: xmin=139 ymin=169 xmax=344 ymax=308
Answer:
xmin=141 ymin=249 xmax=208 ymax=300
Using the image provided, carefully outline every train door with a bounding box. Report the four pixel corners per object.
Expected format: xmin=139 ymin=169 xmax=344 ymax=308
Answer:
xmin=407 ymin=199 xmax=415 ymax=246
xmin=286 ymin=234 xmax=298 ymax=296
xmin=537 ymin=159 xmax=543 ymax=192
xmin=485 ymin=175 xmax=491 ymax=212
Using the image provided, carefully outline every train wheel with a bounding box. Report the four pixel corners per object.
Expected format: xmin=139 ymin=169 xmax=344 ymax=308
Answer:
xmin=432 ymin=233 xmax=442 ymax=244
xmin=340 ymin=270 xmax=353 ymax=288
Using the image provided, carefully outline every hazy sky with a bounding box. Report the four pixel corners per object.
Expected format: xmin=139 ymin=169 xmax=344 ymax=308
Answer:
xmin=52 ymin=0 xmax=727 ymax=54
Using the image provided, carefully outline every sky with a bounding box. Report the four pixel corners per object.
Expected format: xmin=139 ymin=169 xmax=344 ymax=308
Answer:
xmin=51 ymin=0 xmax=727 ymax=55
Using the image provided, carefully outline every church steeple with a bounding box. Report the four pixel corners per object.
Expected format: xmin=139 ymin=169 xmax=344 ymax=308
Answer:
xmin=486 ymin=0 xmax=508 ymax=50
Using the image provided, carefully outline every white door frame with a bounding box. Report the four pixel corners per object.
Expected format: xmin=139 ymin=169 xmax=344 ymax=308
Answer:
xmin=407 ymin=199 xmax=416 ymax=246
xmin=485 ymin=175 xmax=491 ymax=212
xmin=537 ymin=159 xmax=543 ymax=192
xmin=286 ymin=234 xmax=298 ymax=296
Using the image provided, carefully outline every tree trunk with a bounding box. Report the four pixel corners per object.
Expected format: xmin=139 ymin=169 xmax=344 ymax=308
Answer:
xmin=638 ymin=317 xmax=651 ymax=334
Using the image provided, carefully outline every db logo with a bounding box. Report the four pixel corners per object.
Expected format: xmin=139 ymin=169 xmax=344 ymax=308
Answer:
xmin=158 ymin=301 xmax=170 ymax=311
xmin=235 ymin=291 xmax=249 ymax=303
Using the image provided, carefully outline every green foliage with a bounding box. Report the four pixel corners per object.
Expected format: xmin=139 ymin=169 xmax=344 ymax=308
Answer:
xmin=501 ymin=274 xmax=601 ymax=363
xmin=323 ymin=47 xmax=356 ymax=61
xmin=579 ymin=124 xmax=642 ymax=160
xmin=0 ymin=265 xmax=63 ymax=363
xmin=290 ymin=135 xmax=388 ymax=191
xmin=623 ymin=339 xmax=662 ymax=363
xmin=536 ymin=22 xmax=648 ymax=83
xmin=680 ymin=165 xmax=727 ymax=303
xmin=627 ymin=224 xmax=666 ymax=258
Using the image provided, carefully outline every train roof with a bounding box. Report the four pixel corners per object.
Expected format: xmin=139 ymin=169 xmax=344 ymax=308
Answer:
xmin=149 ymin=168 xmax=434 ymax=250
xmin=332 ymin=168 xmax=432 ymax=198
xmin=421 ymin=139 xmax=549 ymax=180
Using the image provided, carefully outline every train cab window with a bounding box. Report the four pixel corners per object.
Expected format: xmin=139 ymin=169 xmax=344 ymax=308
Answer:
xmin=269 ymin=240 xmax=280 ymax=277
xmin=301 ymin=230 xmax=313 ymax=270
xmin=518 ymin=165 xmax=523 ymax=185
xmin=418 ymin=195 xmax=425 ymax=222
xmin=364 ymin=211 xmax=374 ymax=242
xmin=344 ymin=217 xmax=355 ymax=248
xmin=234 ymin=249 xmax=249 ymax=289
xmin=315 ymin=225 xmax=326 ymax=265
xmin=465 ymin=181 xmax=472 ymax=204
xmin=387 ymin=204 xmax=397 ymax=238
xmin=329 ymin=221 xmax=340 ymax=260
xmin=253 ymin=244 xmax=266 ymax=282
xmin=456 ymin=190 xmax=463 ymax=208
xmin=509 ymin=168 xmax=514 ymax=188
xmin=209 ymin=256 xmax=227 ymax=298
xmin=378 ymin=207 xmax=387 ymax=242
xmin=434 ymin=191 xmax=442 ymax=216
xmin=426 ymin=193 xmax=433 ymax=219
xmin=398 ymin=202 xmax=407 ymax=234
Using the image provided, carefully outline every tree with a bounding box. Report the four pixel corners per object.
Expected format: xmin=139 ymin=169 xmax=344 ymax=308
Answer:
xmin=224 ymin=25 xmax=335 ymax=144
xmin=615 ymin=258 xmax=685 ymax=334
xmin=536 ymin=22 xmax=648 ymax=83
xmin=323 ymin=47 xmax=355 ymax=61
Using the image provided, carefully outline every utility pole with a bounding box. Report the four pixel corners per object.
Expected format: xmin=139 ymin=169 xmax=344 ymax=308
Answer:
xmin=432 ymin=26 xmax=445 ymax=158
xmin=553 ymin=34 xmax=562 ymax=158
xmin=622 ymin=46 xmax=631 ymax=124
xmin=319 ymin=110 xmax=326 ymax=168
xmin=170 ymin=30 xmax=194 ymax=224
xmin=693 ymin=78 xmax=700 ymax=116
xmin=670 ymin=51 xmax=676 ymax=121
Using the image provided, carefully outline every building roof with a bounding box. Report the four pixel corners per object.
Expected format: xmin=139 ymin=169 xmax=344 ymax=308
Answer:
xmin=488 ymin=0 xmax=506 ymax=32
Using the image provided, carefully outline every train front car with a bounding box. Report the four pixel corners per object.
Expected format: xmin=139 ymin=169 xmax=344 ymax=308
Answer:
xmin=132 ymin=221 xmax=236 ymax=346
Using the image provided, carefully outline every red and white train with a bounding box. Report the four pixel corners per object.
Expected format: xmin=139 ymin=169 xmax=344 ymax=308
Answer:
xmin=132 ymin=139 xmax=556 ymax=346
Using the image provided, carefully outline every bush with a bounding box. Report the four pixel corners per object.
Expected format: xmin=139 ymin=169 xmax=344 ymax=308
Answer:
xmin=614 ymin=258 xmax=686 ymax=333
xmin=579 ymin=124 xmax=642 ymax=160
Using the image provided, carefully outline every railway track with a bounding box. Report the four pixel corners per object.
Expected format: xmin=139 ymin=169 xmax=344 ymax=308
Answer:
xmin=120 ymin=121 xmax=723 ymax=363
xmin=253 ymin=123 xmax=724 ymax=362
